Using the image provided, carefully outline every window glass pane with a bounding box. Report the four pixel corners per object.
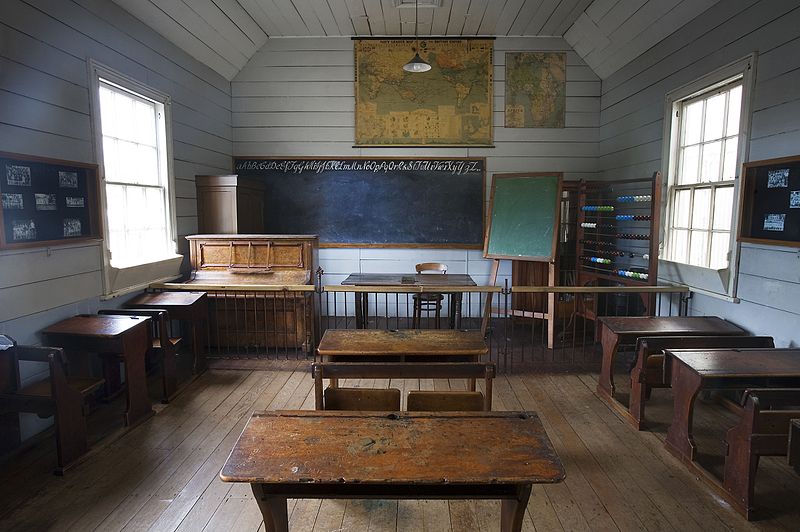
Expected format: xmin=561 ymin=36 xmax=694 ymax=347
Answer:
xmin=703 ymin=93 xmax=726 ymax=141
xmin=138 ymin=145 xmax=160 ymax=186
xmin=670 ymin=229 xmax=689 ymax=264
xmin=713 ymin=185 xmax=734 ymax=230
xmin=99 ymin=86 xmax=117 ymax=138
xmin=673 ymin=189 xmax=691 ymax=228
xmin=679 ymin=145 xmax=700 ymax=185
xmin=689 ymin=231 xmax=709 ymax=267
xmin=722 ymin=137 xmax=739 ymax=180
xmin=135 ymin=101 xmax=157 ymax=146
xmin=727 ymin=85 xmax=742 ymax=137
xmin=682 ymin=101 xmax=703 ymax=145
xmin=691 ymin=187 xmax=712 ymax=230
xmin=710 ymin=232 xmax=730 ymax=270
xmin=700 ymin=141 xmax=722 ymax=182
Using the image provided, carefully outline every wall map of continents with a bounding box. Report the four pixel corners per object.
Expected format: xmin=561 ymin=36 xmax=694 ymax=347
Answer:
xmin=505 ymin=52 xmax=566 ymax=128
xmin=355 ymin=39 xmax=493 ymax=146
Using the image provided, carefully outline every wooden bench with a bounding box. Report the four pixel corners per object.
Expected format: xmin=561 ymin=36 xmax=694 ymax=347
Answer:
xmin=628 ymin=335 xmax=774 ymax=429
xmin=312 ymin=362 xmax=495 ymax=412
xmin=0 ymin=337 xmax=104 ymax=474
xmin=98 ymin=308 xmax=182 ymax=403
xmin=790 ymin=419 xmax=800 ymax=474
xmin=723 ymin=388 xmax=800 ymax=518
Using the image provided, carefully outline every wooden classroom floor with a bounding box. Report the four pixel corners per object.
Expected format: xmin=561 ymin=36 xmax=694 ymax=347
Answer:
xmin=1 ymin=363 xmax=799 ymax=531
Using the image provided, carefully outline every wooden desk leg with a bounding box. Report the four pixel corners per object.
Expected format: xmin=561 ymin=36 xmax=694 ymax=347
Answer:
xmin=452 ymin=293 xmax=463 ymax=329
xmin=252 ymin=484 xmax=289 ymax=532
xmin=500 ymin=484 xmax=532 ymax=532
xmin=665 ymin=362 xmax=703 ymax=462
xmin=121 ymin=328 xmax=155 ymax=427
xmin=354 ymin=293 xmax=365 ymax=329
xmin=597 ymin=326 xmax=619 ymax=401
xmin=628 ymin=351 xmax=648 ymax=430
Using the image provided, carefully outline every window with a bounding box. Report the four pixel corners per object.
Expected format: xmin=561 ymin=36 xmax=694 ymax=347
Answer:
xmin=665 ymin=80 xmax=741 ymax=270
xmin=660 ymin=54 xmax=756 ymax=298
xmin=89 ymin=61 xmax=181 ymax=296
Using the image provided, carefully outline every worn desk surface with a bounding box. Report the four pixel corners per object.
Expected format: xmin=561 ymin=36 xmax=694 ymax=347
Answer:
xmin=341 ymin=273 xmax=476 ymax=286
xmin=42 ymin=315 xmax=153 ymax=426
xmin=316 ymin=329 xmax=488 ymax=357
xmin=665 ymin=348 xmax=800 ymax=463
xmin=128 ymin=291 xmax=207 ymax=308
xmin=597 ymin=316 xmax=745 ymax=401
xmin=221 ymin=411 xmax=564 ymax=532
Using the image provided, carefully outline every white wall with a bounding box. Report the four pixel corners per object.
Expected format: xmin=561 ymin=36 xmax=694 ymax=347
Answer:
xmin=596 ymin=0 xmax=800 ymax=347
xmin=231 ymin=36 xmax=601 ymax=288
xmin=0 ymin=0 xmax=232 ymax=438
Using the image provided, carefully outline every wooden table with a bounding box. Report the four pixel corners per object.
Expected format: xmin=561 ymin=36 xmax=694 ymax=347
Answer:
xmin=341 ymin=273 xmax=477 ymax=328
xmin=220 ymin=411 xmax=565 ymax=532
xmin=127 ymin=291 xmax=208 ymax=373
xmin=597 ymin=316 xmax=745 ymax=402
xmin=664 ymin=348 xmax=800 ymax=463
xmin=317 ymin=328 xmax=488 ymax=389
xmin=41 ymin=314 xmax=153 ymax=427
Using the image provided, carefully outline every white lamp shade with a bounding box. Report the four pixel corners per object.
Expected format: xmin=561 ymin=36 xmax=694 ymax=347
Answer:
xmin=403 ymin=52 xmax=432 ymax=72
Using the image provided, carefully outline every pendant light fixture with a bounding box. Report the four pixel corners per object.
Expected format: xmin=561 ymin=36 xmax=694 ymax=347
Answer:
xmin=403 ymin=0 xmax=431 ymax=72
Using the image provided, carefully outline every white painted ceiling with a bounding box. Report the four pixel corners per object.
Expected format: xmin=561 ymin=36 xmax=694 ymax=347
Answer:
xmin=112 ymin=0 xmax=719 ymax=81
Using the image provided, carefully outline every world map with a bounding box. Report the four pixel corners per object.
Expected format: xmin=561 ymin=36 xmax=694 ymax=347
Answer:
xmin=505 ymin=52 xmax=566 ymax=128
xmin=354 ymin=39 xmax=493 ymax=146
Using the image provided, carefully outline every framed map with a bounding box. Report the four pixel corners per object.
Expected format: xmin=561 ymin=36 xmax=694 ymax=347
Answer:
xmin=505 ymin=52 xmax=566 ymax=128
xmin=354 ymin=39 xmax=493 ymax=146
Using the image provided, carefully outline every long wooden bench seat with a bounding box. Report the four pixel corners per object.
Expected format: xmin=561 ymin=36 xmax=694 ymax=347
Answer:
xmin=312 ymin=362 xmax=495 ymax=412
xmin=724 ymin=388 xmax=800 ymax=519
xmin=628 ymin=335 xmax=774 ymax=429
xmin=0 ymin=338 xmax=104 ymax=474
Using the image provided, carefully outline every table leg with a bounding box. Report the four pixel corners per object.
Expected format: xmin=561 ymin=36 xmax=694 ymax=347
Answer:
xmin=628 ymin=349 xmax=648 ymax=430
xmin=452 ymin=293 xmax=463 ymax=329
xmin=252 ymin=484 xmax=289 ymax=532
xmin=500 ymin=484 xmax=532 ymax=532
xmin=597 ymin=326 xmax=619 ymax=400
xmin=121 ymin=327 xmax=154 ymax=427
xmin=354 ymin=293 xmax=364 ymax=329
xmin=665 ymin=361 xmax=703 ymax=462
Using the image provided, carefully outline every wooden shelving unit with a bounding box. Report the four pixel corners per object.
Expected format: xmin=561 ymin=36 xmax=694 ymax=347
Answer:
xmin=575 ymin=172 xmax=662 ymax=321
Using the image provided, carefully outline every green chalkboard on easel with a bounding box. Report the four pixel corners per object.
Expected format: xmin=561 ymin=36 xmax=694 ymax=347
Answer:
xmin=483 ymin=172 xmax=563 ymax=261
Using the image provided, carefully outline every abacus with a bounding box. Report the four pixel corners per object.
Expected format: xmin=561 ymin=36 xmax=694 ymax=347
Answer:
xmin=575 ymin=172 xmax=662 ymax=320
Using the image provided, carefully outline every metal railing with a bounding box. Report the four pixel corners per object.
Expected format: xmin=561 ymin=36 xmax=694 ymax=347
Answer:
xmin=151 ymin=281 xmax=691 ymax=373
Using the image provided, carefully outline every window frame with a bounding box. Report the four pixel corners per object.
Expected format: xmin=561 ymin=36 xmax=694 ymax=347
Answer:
xmin=88 ymin=60 xmax=181 ymax=297
xmin=659 ymin=53 xmax=757 ymax=300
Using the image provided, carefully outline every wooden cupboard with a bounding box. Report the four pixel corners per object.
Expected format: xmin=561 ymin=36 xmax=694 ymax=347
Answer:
xmin=195 ymin=175 xmax=264 ymax=234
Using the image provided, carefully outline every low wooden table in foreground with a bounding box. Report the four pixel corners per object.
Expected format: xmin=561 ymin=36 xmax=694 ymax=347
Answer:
xmin=317 ymin=328 xmax=488 ymax=359
xmin=220 ymin=411 xmax=564 ymax=532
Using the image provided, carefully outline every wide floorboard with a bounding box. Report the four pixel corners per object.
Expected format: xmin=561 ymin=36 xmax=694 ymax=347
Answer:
xmin=1 ymin=363 xmax=798 ymax=531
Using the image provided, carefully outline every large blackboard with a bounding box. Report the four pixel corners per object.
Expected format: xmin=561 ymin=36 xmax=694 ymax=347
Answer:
xmin=739 ymin=156 xmax=800 ymax=247
xmin=233 ymin=157 xmax=485 ymax=247
xmin=483 ymin=173 xmax=562 ymax=261
xmin=0 ymin=152 xmax=100 ymax=250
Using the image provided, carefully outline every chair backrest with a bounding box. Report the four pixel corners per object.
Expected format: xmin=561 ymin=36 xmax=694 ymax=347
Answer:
xmin=740 ymin=389 xmax=800 ymax=443
xmin=322 ymin=387 xmax=401 ymax=411
xmin=312 ymin=362 xmax=495 ymax=411
xmin=638 ymin=335 xmax=773 ymax=356
xmin=407 ymin=390 xmax=485 ymax=411
xmin=416 ymin=262 xmax=447 ymax=274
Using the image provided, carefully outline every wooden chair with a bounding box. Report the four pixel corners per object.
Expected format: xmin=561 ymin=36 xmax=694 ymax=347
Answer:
xmin=412 ymin=262 xmax=447 ymax=329
xmin=312 ymin=362 xmax=495 ymax=411
xmin=629 ymin=335 xmax=773 ymax=430
xmin=0 ymin=336 xmax=104 ymax=474
xmin=790 ymin=419 xmax=799 ymax=474
xmin=723 ymin=388 xmax=800 ymax=519
xmin=98 ymin=308 xmax=181 ymax=403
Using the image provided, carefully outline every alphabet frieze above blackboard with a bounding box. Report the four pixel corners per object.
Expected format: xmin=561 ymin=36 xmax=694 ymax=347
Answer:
xmin=234 ymin=158 xmax=483 ymax=177
xmin=233 ymin=157 xmax=485 ymax=248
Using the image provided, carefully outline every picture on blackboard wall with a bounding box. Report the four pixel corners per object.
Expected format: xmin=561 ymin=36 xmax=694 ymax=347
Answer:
xmin=791 ymin=191 xmax=800 ymax=208
xmin=6 ymin=165 xmax=31 ymax=186
xmin=35 ymin=193 xmax=57 ymax=211
xmin=1 ymin=193 xmax=23 ymax=210
xmin=65 ymin=196 xmax=85 ymax=208
xmin=59 ymin=171 xmax=78 ymax=188
xmin=767 ymin=168 xmax=789 ymax=188
xmin=12 ymin=219 xmax=36 ymax=241
xmin=763 ymin=213 xmax=786 ymax=232
xmin=63 ymin=218 xmax=82 ymax=237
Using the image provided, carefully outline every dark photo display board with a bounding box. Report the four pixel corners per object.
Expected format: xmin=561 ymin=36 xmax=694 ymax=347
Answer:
xmin=0 ymin=152 xmax=100 ymax=250
xmin=233 ymin=157 xmax=485 ymax=247
xmin=739 ymin=155 xmax=800 ymax=247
